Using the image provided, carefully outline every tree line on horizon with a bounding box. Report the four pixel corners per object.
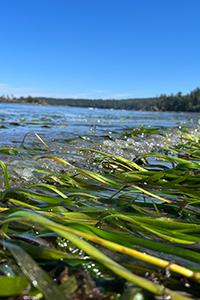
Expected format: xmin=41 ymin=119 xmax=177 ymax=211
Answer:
xmin=1 ymin=87 xmax=200 ymax=112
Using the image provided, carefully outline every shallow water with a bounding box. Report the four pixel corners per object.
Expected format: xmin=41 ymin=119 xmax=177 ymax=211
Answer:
xmin=0 ymin=103 xmax=200 ymax=187
xmin=1 ymin=103 xmax=200 ymax=143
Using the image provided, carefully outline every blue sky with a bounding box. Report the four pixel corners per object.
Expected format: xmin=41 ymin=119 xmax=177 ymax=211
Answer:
xmin=0 ymin=0 xmax=200 ymax=99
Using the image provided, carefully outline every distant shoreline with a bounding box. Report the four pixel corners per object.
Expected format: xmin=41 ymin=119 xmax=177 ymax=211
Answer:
xmin=1 ymin=87 xmax=200 ymax=112
xmin=1 ymin=99 xmax=200 ymax=115
xmin=0 ymin=98 xmax=158 ymax=110
xmin=0 ymin=99 xmax=50 ymax=106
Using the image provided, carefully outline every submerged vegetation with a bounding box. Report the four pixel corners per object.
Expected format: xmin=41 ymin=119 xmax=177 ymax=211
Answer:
xmin=1 ymin=126 xmax=200 ymax=299
xmin=1 ymin=87 xmax=200 ymax=112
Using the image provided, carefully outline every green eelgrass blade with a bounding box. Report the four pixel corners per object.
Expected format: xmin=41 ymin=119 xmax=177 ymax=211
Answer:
xmin=157 ymin=130 xmax=169 ymax=143
xmin=9 ymin=239 xmax=80 ymax=260
xmin=0 ymin=241 xmax=68 ymax=300
xmin=151 ymin=199 xmax=161 ymax=217
xmin=0 ymin=160 xmax=10 ymax=189
xmin=37 ymin=155 xmax=119 ymax=186
xmin=67 ymin=192 xmax=99 ymax=199
xmin=60 ymin=212 xmax=100 ymax=224
xmin=28 ymin=183 xmax=68 ymax=198
xmin=8 ymin=198 xmax=40 ymax=210
xmin=97 ymin=213 xmax=199 ymax=244
xmin=0 ymin=146 xmax=47 ymax=153
xmin=40 ymin=173 xmax=82 ymax=188
xmin=135 ymin=153 xmax=191 ymax=166
xmin=33 ymin=132 xmax=49 ymax=148
xmin=79 ymin=148 xmax=148 ymax=172
xmin=110 ymin=183 xmax=171 ymax=203
xmin=1 ymin=188 xmax=69 ymax=205
xmin=176 ymin=162 xmax=200 ymax=170
xmin=21 ymin=131 xmax=49 ymax=149
xmin=1 ymin=211 xmax=197 ymax=299
xmin=0 ymin=275 xmax=29 ymax=297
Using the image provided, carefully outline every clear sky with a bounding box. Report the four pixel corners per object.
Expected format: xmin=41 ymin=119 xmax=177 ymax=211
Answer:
xmin=0 ymin=0 xmax=200 ymax=99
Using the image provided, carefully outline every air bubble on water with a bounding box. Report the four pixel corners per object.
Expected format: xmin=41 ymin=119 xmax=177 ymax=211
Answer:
xmin=164 ymin=295 xmax=171 ymax=300
xmin=32 ymin=280 xmax=38 ymax=287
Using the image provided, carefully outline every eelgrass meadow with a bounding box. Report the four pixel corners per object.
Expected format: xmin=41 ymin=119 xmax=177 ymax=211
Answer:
xmin=1 ymin=104 xmax=200 ymax=299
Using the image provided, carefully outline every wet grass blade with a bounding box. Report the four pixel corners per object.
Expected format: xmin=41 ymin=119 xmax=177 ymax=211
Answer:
xmin=1 ymin=240 xmax=68 ymax=300
xmin=1 ymin=188 xmax=69 ymax=205
xmin=79 ymin=148 xmax=148 ymax=172
xmin=0 ymin=275 xmax=29 ymax=297
xmin=21 ymin=131 xmax=49 ymax=149
xmin=110 ymin=183 xmax=172 ymax=203
xmin=37 ymin=155 xmax=120 ymax=186
xmin=28 ymin=183 xmax=68 ymax=199
xmin=2 ymin=211 xmax=200 ymax=290
xmin=0 ymin=160 xmax=10 ymax=189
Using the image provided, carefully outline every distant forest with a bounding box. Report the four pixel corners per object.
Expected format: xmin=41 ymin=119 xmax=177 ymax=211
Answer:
xmin=1 ymin=87 xmax=200 ymax=112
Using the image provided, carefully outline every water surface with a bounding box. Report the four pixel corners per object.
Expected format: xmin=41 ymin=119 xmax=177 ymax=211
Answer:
xmin=0 ymin=103 xmax=200 ymax=187
xmin=1 ymin=103 xmax=200 ymax=145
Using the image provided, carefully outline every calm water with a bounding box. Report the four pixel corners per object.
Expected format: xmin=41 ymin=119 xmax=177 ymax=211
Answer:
xmin=0 ymin=103 xmax=200 ymax=187
xmin=0 ymin=103 xmax=200 ymax=145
